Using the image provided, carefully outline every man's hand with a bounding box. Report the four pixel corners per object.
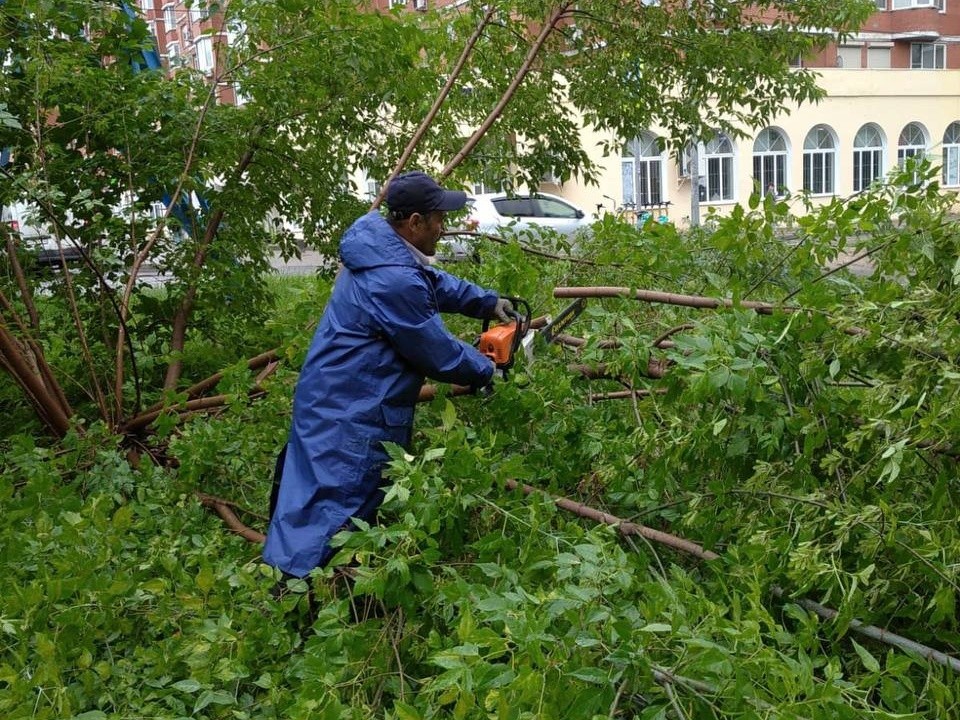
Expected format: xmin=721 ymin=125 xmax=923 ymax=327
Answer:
xmin=492 ymin=297 xmax=514 ymax=324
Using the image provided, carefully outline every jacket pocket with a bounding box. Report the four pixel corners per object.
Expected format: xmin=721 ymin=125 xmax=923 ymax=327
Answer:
xmin=380 ymin=404 xmax=414 ymax=448
xmin=380 ymin=404 xmax=414 ymax=427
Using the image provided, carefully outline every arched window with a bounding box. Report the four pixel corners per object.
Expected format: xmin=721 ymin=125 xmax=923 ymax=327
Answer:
xmin=943 ymin=122 xmax=960 ymax=187
xmin=703 ymin=133 xmax=734 ymax=202
xmin=898 ymin=122 xmax=928 ymax=166
xmin=803 ymin=125 xmax=836 ymax=195
xmin=853 ymin=124 xmax=884 ymax=192
xmin=752 ymin=128 xmax=788 ymax=197
xmin=898 ymin=122 xmax=929 ymax=183
xmin=621 ymin=132 xmax=665 ymax=208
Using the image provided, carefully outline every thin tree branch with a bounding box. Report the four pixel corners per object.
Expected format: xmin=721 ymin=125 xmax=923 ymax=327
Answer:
xmin=440 ymin=3 xmax=575 ymax=179
xmin=770 ymin=586 xmax=960 ymax=674
xmin=653 ymin=324 xmax=694 ymax=348
xmin=555 ymin=286 xmax=785 ymax=314
xmin=196 ymin=492 xmax=266 ymax=543
xmin=1 ymin=223 xmax=39 ymax=330
xmin=373 ymin=6 xmax=498 ymax=209
xmin=504 ymin=478 xmax=720 ymax=561
xmin=781 ymin=239 xmax=893 ymax=303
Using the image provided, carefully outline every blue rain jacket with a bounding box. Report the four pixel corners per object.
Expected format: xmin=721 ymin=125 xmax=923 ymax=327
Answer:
xmin=263 ymin=211 xmax=497 ymax=577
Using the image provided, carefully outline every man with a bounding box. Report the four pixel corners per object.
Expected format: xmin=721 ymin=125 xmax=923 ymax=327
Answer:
xmin=263 ymin=171 xmax=512 ymax=579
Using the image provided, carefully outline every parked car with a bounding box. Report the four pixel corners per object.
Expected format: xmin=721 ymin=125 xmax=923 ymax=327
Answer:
xmin=1 ymin=202 xmax=82 ymax=264
xmin=441 ymin=192 xmax=591 ymax=260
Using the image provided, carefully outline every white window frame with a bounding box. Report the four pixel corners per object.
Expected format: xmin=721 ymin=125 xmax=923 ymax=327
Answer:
xmin=910 ymin=42 xmax=945 ymax=69
xmin=621 ymin=133 xmax=665 ymax=209
xmin=162 ymin=3 xmax=175 ymax=28
xmin=752 ymin=128 xmax=788 ymax=197
xmin=803 ymin=126 xmax=837 ymax=196
xmin=194 ymin=36 xmax=215 ymax=74
xmin=703 ymin=133 xmax=735 ymax=203
xmin=893 ymin=0 xmax=940 ymax=7
xmin=853 ymin=124 xmax=885 ymax=192
xmin=943 ymin=122 xmax=960 ymax=187
xmin=897 ymin=123 xmax=928 ymax=184
xmin=413 ymin=0 xmax=427 ymax=10
xmin=898 ymin=122 xmax=927 ymax=166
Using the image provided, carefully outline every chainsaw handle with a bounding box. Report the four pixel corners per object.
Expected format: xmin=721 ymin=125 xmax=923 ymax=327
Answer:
xmin=481 ymin=296 xmax=530 ymax=333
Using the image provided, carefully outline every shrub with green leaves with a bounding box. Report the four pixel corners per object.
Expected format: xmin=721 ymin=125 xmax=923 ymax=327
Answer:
xmin=3 ymin=169 xmax=960 ymax=718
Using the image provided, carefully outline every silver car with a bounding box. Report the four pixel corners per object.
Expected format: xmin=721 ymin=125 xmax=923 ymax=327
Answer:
xmin=441 ymin=192 xmax=591 ymax=260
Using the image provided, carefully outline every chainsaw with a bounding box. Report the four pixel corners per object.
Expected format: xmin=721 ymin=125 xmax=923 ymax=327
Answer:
xmin=477 ymin=296 xmax=532 ymax=379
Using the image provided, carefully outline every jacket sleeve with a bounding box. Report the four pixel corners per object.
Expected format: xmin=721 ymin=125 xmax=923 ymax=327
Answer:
xmin=426 ymin=265 xmax=499 ymax=319
xmin=366 ymin=267 xmax=495 ymax=387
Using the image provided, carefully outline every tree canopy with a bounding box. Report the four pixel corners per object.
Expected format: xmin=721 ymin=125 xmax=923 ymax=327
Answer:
xmin=0 ymin=0 xmax=874 ymax=438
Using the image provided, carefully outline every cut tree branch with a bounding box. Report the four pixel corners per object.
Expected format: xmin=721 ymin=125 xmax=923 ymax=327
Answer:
xmin=440 ymin=2 xmax=575 ymax=179
xmin=504 ymin=478 xmax=719 ymax=561
xmin=555 ymin=286 xmax=785 ymax=314
xmin=197 ymin=492 xmax=266 ymax=543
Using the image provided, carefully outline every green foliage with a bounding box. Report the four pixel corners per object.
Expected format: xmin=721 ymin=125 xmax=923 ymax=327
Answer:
xmin=3 ymin=2 xmax=958 ymax=717
xmin=0 ymin=0 xmax=876 ymax=436
xmin=5 ymin=169 xmax=960 ymax=717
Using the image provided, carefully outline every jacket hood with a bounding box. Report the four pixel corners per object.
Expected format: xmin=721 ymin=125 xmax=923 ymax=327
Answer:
xmin=340 ymin=211 xmax=416 ymax=272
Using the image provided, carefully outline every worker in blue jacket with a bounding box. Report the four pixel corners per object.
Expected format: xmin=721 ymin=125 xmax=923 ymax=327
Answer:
xmin=263 ymin=171 xmax=513 ymax=579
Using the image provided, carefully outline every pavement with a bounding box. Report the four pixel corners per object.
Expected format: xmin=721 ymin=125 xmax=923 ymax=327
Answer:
xmin=269 ymin=250 xmax=334 ymax=276
xmin=826 ymin=250 xmax=874 ymax=277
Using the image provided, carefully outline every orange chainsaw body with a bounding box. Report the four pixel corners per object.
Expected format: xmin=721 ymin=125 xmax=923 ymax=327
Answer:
xmin=478 ymin=324 xmax=518 ymax=367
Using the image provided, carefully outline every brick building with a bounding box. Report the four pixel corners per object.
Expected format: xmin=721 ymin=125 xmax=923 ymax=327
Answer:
xmin=138 ymin=0 xmax=238 ymax=105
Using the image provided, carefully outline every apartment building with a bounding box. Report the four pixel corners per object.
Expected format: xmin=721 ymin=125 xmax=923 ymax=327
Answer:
xmin=568 ymin=1 xmax=960 ymax=224
xmin=138 ymin=0 xmax=238 ymax=105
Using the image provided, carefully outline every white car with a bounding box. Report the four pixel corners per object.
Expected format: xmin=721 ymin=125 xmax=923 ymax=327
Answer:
xmin=2 ymin=201 xmax=82 ymax=264
xmin=441 ymin=192 xmax=591 ymax=260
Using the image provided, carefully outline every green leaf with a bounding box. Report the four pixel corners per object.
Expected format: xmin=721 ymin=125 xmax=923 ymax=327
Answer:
xmin=394 ymin=702 xmax=423 ymax=720
xmin=640 ymin=623 xmax=672 ymax=633
xmin=172 ymin=679 xmax=202 ymax=693
xmin=194 ymin=690 xmax=236 ymax=712
xmin=441 ymin=400 xmax=457 ymax=430
xmin=567 ymin=667 xmax=608 ymax=684
xmin=851 ymin=640 xmax=881 ymax=673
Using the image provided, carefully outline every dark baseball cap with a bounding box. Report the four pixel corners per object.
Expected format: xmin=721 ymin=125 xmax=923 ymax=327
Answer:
xmin=385 ymin=171 xmax=468 ymax=217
